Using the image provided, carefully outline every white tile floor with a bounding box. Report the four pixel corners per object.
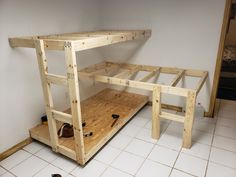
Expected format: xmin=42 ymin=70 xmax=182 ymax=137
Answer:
xmin=1 ymin=99 xmax=236 ymax=177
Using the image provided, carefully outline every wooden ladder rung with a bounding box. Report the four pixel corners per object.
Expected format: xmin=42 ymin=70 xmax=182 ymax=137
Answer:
xmin=160 ymin=111 xmax=185 ymax=123
xmin=46 ymin=73 xmax=68 ymax=86
xmin=52 ymin=110 xmax=73 ymax=124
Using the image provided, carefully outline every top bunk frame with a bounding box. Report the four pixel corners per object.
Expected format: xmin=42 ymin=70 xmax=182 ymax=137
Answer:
xmin=9 ymin=30 xmax=151 ymax=51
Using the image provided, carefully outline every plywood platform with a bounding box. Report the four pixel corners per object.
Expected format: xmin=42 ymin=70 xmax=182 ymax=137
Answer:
xmin=30 ymin=88 xmax=148 ymax=161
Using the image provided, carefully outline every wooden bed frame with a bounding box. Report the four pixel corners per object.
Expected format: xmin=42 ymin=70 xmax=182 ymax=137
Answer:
xmin=9 ymin=30 xmax=208 ymax=165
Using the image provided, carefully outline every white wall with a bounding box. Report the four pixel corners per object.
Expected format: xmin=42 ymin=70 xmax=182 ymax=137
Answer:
xmin=99 ymin=0 xmax=226 ymax=110
xmin=1 ymin=0 xmax=226 ymax=153
xmin=0 ymin=0 xmax=104 ymax=152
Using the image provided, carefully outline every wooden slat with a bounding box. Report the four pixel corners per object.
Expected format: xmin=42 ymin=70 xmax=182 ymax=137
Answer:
xmin=160 ymin=111 xmax=185 ymax=123
xmin=196 ymin=72 xmax=208 ymax=95
xmin=52 ymin=110 xmax=72 ymax=125
xmin=183 ymin=91 xmax=197 ymax=148
xmin=139 ymin=68 xmax=160 ymax=82
xmin=34 ymin=40 xmax=59 ymax=151
xmin=46 ymin=73 xmax=68 ymax=86
xmin=152 ymin=86 xmax=161 ymax=139
xmin=170 ymin=70 xmax=185 ymax=86
xmin=65 ymin=41 xmax=85 ymax=164
xmin=58 ymin=145 xmax=76 ymax=160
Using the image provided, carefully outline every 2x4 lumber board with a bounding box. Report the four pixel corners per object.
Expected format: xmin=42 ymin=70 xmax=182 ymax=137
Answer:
xmin=73 ymin=31 xmax=150 ymax=51
xmin=183 ymin=91 xmax=197 ymax=148
xmin=152 ymin=86 xmax=161 ymax=139
xmin=65 ymin=41 xmax=85 ymax=164
xmin=139 ymin=68 xmax=160 ymax=82
xmin=106 ymin=61 xmax=206 ymax=77
xmin=160 ymin=111 xmax=185 ymax=123
xmin=147 ymin=102 xmax=183 ymax=112
xmin=46 ymin=73 xmax=68 ymax=86
xmin=9 ymin=38 xmax=66 ymax=50
xmin=34 ymin=40 xmax=59 ymax=151
xmin=52 ymin=110 xmax=72 ymax=125
xmin=196 ymin=72 xmax=208 ymax=95
xmin=36 ymin=30 xmax=151 ymax=39
xmin=170 ymin=70 xmax=185 ymax=86
xmin=84 ymin=74 xmax=190 ymax=97
xmin=79 ymin=62 xmax=107 ymax=73
xmin=58 ymin=145 xmax=76 ymax=160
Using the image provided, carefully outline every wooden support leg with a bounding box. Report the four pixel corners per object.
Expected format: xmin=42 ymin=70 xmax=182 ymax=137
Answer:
xmin=34 ymin=40 xmax=58 ymax=151
xmin=64 ymin=41 xmax=85 ymax=165
xmin=152 ymin=86 xmax=161 ymax=139
xmin=183 ymin=90 xmax=196 ymax=148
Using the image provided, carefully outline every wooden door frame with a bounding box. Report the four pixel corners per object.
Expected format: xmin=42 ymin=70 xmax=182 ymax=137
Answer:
xmin=205 ymin=0 xmax=232 ymax=117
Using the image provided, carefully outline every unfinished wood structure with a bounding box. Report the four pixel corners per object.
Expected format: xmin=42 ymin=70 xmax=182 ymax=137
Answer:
xmin=9 ymin=30 xmax=208 ymax=165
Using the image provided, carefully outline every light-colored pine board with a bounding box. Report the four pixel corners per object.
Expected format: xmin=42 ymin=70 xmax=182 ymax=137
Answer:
xmin=29 ymin=88 xmax=148 ymax=164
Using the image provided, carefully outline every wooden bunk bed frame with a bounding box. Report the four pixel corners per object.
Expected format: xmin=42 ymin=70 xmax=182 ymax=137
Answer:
xmin=9 ymin=30 xmax=208 ymax=165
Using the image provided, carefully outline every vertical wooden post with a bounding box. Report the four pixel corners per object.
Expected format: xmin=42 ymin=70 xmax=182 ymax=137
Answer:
xmin=183 ymin=90 xmax=196 ymax=148
xmin=152 ymin=86 xmax=161 ymax=139
xmin=34 ymin=40 xmax=58 ymax=151
xmin=64 ymin=41 xmax=85 ymax=164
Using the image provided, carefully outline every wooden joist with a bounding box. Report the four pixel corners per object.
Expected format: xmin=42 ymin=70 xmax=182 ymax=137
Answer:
xmin=139 ymin=68 xmax=160 ymax=82
xmin=170 ymin=70 xmax=185 ymax=86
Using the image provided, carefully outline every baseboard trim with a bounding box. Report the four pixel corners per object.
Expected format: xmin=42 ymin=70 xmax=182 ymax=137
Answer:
xmin=0 ymin=138 xmax=32 ymax=161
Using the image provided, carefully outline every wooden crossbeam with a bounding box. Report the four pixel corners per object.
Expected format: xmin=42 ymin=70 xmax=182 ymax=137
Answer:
xmin=170 ymin=70 xmax=185 ymax=86
xmin=196 ymin=72 xmax=208 ymax=95
xmin=51 ymin=110 xmax=72 ymax=125
xmin=160 ymin=111 xmax=185 ymax=123
xmin=139 ymin=68 xmax=160 ymax=82
xmin=46 ymin=73 xmax=68 ymax=86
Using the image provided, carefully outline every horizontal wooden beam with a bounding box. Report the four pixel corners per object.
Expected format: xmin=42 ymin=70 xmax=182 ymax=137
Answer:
xmin=78 ymin=73 xmax=191 ymax=97
xmin=51 ymin=110 xmax=73 ymax=125
xmin=160 ymin=111 xmax=185 ymax=123
xmin=46 ymin=73 xmax=68 ymax=86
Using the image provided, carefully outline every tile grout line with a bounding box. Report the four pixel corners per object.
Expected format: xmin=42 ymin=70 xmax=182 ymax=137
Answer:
xmin=204 ymin=100 xmax=221 ymax=177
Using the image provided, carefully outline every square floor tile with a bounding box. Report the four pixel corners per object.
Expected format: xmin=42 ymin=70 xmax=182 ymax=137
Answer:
xmin=52 ymin=156 xmax=77 ymax=173
xmin=120 ymin=124 xmax=141 ymax=137
xmin=130 ymin=116 xmax=149 ymax=127
xmin=108 ymin=134 xmax=133 ymax=150
xmin=157 ymin=131 xmax=182 ymax=151
xmin=192 ymin=129 xmax=213 ymax=145
xmin=0 ymin=150 xmax=31 ymax=170
xmin=94 ymin=146 xmax=121 ymax=164
xmin=111 ymin=151 xmax=144 ymax=175
xmin=125 ymin=138 xmax=154 ymax=158
xmin=136 ymin=159 xmax=171 ymax=177
xmin=213 ymin=135 xmax=236 ymax=152
xmin=135 ymin=128 xmax=158 ymax=144
xmin=174 ymin=153 xmax=207 ymax=177
xmin=181 ymin=142 xmax=211 ymax=160
xmin=1 ymin=172 xmax=15 ymax=177
xmin=34 ymin=164 xmax=67 ymax=177
xmin=215 ymin=125 xmax=236 ymax=139
xmin=101 ymin=167 xmax=132 ymax=177
xmin=218 ymin=109 xmax=236 ymax=119
xmin=193 ymin=121 xmax=215 ymax=134
xmin=136 ymin=106 xmax=152 ymax=119
xmin=194 ymin=116 xmax=217 ymax=124
xmin=170 ymin=169 xmax=194 ymax=177
xmin=210 ymin=147 xmax=236 ymax=169
xmin=217 ymin=118 xmax=236 ymax=129
xmin=10 ymin=156 xmax=48 ymax=177
xmin=71 ymin=160 xmax=107 ymax=177
xmin=35 ymin=147 xmax=59 ymax=162
xmin=148 ymin=145 xmax=179 ymax=167
xmin=0 ymin=166 xmax=7 ymax=175
xmin=206 ymin=162 xmax=236 ymax=177
xmin=23 ymin=142 xmax=45 ymax=154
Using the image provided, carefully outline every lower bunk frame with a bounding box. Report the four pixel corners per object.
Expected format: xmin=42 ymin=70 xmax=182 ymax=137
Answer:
xmin=31 ymin=40 xmax=207 ymax=165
